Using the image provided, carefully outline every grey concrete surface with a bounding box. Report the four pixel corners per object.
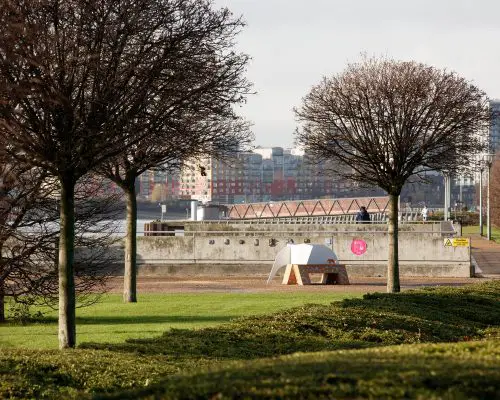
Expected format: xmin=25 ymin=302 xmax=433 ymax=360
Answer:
xmin=470 ymin=233 xmax=500 ymax=278
xmin=127 ymin=222 xmax=471 ymax=278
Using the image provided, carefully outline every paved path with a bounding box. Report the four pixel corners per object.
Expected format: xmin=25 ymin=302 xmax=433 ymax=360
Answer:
xmin=469 ymin=233 xmax=500 ymax=278
xmin=106 ymin=275 xmax=481 ymax=294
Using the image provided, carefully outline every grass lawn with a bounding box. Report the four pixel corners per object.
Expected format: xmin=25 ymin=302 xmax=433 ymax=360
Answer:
xmin=0 ymin=281 xmax=500 ymax=399
xmin=462 ymin=224 xmax=500 ymax=242
xmin=0 ymin=292 xmax=358 ymax=349
xmin=1 ymin=281 xmax=499 ymax=399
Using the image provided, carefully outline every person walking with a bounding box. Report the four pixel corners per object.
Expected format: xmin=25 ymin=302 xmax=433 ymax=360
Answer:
xmin=356 ymin=206 xmax=371 ymax=224
xmin=422 ymin=206 xmax=428 ymax=222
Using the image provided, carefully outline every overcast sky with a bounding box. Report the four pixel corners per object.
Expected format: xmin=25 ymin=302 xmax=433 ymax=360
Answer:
xmin=214 ymin=0 xmax=500 ymax=148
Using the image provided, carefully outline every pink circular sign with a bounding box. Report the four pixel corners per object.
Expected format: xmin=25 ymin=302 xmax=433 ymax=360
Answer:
xmin=351 ymin=239 xmax=367 ymax=256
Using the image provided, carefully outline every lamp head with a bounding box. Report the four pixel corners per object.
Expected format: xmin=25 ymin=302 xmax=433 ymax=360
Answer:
xmin=483 ymin=153 xmax=495 ymax=166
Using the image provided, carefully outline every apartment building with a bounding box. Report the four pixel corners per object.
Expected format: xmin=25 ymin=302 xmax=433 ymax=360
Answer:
xmin=136 ymin=147 xmax=450 ymax=207
xmin=147 ymin=147 xmax=341 ymax=203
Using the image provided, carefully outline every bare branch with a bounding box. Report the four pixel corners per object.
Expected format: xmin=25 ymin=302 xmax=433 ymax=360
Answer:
xmin=295 ymin=56 xmax=489 ymax=195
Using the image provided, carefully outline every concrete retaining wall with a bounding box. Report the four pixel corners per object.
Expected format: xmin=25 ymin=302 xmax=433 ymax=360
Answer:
xmin=133 ymin=222 xmax=471 ymax=278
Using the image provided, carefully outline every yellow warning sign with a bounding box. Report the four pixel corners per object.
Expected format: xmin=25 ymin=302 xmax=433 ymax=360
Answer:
xmin=443 ymin=238 xmax=470 ymax=247
xmin=452 ymin=238 xmax=470 ymax=247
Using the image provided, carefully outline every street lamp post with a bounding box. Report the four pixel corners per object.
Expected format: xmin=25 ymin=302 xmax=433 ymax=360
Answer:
xmin=447 ymin=173 xmax=452 ymax=221
xmin=479 ymin=164 xmax=484 ymax=236
xmin=484 ymin=154 xmax=495 ymax=241
xmin=444 ymin=174 xmax=447 ymax=221
xmin=442 ymin=170 xmax=450 ymax=221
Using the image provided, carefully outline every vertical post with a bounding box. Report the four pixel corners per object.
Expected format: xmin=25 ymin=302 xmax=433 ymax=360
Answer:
xmin=459 ymin=175 xmax=463 ymax=203
xmin=445 ymin=174 xmax=448 ymax=221
xmin=160 ymin=204 xmax=166 ymax=222
xmin=479 ymin=167 xmax=483 ymax=236
xmin=448 ymin=175 xmax=451 ymax=219
xmin=443 ymin=174 xmax=448 ymax=221
xmin=190 ymin=200 xmax=198 ymax=221
xmin=398 ymin=195 xmax=401 ymax=223
xmin=487 ymin=164 xmax=491 ymax=241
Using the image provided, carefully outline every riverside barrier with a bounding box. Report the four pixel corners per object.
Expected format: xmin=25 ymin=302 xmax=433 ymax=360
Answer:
xmin=125 ymin=221 xmax=472 ymax=278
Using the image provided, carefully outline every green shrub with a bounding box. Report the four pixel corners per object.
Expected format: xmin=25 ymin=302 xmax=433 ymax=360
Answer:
xmin=0 ymin=281 xmax=499 ymax=399
xmin=82 ymin=280 xmax=500 ymax=359
xmin=104 ymin=340 xmax=500 ymax=400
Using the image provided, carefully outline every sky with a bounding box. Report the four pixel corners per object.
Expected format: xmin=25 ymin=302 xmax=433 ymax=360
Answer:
xmin=214 ymin=0 xmax=500 ymax=148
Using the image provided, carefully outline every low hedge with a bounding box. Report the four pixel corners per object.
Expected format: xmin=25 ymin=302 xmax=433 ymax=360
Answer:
xmin=106 ymin=340 xmax=500 ymax=400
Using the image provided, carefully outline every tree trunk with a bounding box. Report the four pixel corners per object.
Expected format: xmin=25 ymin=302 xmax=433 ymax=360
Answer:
xmin=387 ymin=193 xmax=400 ymax=293
xmin=123 ymin=180 xmax=137 ymax=303
xmin=58 ymin=177 xmax=76 ymax=349
xmin=0 ymin=281 xmax=5 ymax=323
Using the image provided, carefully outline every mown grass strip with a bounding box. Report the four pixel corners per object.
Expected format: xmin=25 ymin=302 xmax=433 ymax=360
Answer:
xmin=1 ymin=292 xmax=356 ymax=349
xmin=462 ymin=225 xmax=500 ymax=243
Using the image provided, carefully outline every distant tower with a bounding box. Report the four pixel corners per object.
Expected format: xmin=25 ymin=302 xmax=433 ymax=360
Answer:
xmin=489 ymin=100 xmax=500 ymax=153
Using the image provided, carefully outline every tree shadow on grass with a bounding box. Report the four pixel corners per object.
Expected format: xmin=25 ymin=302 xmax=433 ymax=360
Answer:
xmin=97 ymin=341 xmax=500 ymax=400
xmin=75 ymin=315 xmax=237 ymax=325
xmin=80 ymin=327 xmax=370 ymax=360
xmin=9 ymin=314 xmax=237 ymax=326
xmin=80 ymin=281 xmax=500 ymax=361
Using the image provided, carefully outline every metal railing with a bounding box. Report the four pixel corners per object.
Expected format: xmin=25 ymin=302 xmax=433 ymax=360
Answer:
xmin=198 ymin=213 xmax=389 ymax=225
xmin=196 ymin=211 xmax=433 ymax=225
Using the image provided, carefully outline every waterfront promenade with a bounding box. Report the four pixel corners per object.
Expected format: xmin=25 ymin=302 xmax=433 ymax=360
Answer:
xmin=470 ymin=234 xmax=500 ymax=278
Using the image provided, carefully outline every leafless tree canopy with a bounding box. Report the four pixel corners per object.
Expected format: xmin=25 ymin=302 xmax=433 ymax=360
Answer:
xmin=295 ymin=57 xmax=489 ymax=293
xmin=0 ymin=0 xmax=251 ymax=180
xmin=295 ymin=57 xmax=489 ymax=196
xmin=98 ymin=0 xmax=253 ymax=186
xmin=0 ymin=0 xmax=253 ymax=342
xmin=79 ymin=1 xmax=253 ymax=303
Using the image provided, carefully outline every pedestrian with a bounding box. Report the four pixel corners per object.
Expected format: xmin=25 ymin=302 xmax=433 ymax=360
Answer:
xmin=422 ymin=206 xmax=428 ymax=222
xmin=356 ymin=206 xmax=371 ymax=224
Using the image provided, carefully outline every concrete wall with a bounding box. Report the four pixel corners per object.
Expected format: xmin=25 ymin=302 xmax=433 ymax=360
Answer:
xmin=134 ymin=222 xmax=471 ymax=278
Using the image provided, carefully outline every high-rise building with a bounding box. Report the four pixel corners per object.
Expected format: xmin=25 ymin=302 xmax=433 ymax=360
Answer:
xmin=137 ymin=170 xmax=168 ymax=200
xmin=168 ymin=147 xmax=342 ymax=203
xmin=169 ymin=151 xmax=264 ymax=203
xmin=489 ymin=100 xmax=500 ymax=153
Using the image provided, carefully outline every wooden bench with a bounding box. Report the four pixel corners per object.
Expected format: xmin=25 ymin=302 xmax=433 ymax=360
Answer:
xmin=282 ymin=263 xmax=350 ymax=285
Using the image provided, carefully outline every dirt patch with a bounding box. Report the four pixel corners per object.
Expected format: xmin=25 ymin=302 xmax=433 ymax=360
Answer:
xmin=105 ymin=275 xmax=484 ymax=294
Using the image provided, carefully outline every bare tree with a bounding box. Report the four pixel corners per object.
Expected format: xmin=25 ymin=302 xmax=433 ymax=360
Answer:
xmin=0 ymin=0 xmax=250 ymax=347
xmin=295 ymin=57 xmax=489 ymax=292
xmin=94 ymin=0 xmax=252 ymax=303
xmin=100 ymin=115 xmax=251 ymax=303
